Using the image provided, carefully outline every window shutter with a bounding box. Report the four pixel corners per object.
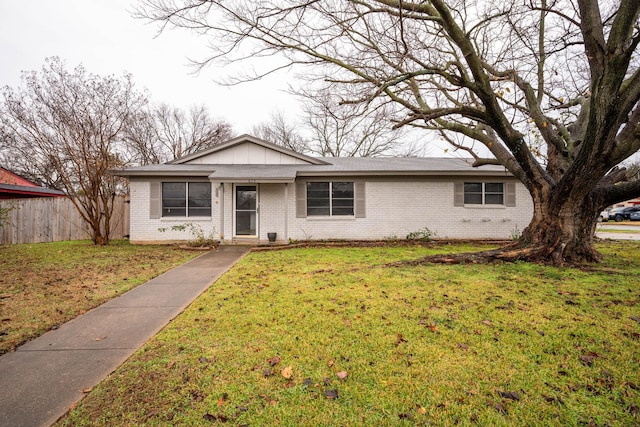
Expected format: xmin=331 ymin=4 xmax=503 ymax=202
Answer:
xmin=149 ymin=181 xmax=161 ymax=219
xmin=505 ymin=182 xmax=516 ymax=207
xmin=454 ymin=182 xmax=464 ymax=206
xmin=296 ymin=181 xmax=306 ymax=218
xmin=355 ymin=182 xmax=366 ymax=218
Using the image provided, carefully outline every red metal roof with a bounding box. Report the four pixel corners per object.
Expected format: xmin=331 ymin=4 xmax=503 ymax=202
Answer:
xmin=0 ymin=167 xmax=65 ymax=198
xmin=0 ymin=167 xmax=38 ymax=187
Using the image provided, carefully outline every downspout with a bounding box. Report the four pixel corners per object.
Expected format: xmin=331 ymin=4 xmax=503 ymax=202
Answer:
xmin=284 ymin=183 xmax=289 ymax=242
xmin=219 ymin=183 xmax=225 ymax=243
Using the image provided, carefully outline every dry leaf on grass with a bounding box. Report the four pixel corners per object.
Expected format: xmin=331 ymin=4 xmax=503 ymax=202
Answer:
xmin=324 ymin=389 xmax=339 ymax=399
xmin=267 ymin=356 xmax=281 ymax=366
xmin=497 ymin=390 xmax=521 ymax=401
xmin=281 ymin=366 xmax=293 ymax=379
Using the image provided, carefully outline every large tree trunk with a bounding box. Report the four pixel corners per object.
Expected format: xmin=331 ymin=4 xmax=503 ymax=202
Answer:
xmin=419 ymin=199 xmax=603 ymax=266
xmin=495 ymin=188 xmax=603 ymax=264
xmin=514 ymin=207 xmax=601 ymax=264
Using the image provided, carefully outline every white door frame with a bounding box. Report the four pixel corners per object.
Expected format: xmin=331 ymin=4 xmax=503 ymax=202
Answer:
xmin=233 ymin=184 xmax=259 ymax=238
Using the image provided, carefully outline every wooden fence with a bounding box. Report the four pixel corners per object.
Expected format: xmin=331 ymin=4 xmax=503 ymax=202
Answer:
xmin=0 ymin=196 xmax=129 ymax=245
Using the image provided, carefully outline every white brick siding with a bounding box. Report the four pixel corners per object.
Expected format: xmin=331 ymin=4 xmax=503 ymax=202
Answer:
xmin=129 ymin=179 xmax=218 ymax=244
xmin=129 ymin=177 xmax=532 ymax=244
xmin=289 ymin=179 xmax=532 ymax=241
xmin=257 ymin=183 xmax=288 ymax=241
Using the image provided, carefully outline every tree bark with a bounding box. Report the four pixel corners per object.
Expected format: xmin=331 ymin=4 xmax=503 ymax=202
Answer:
xmin=415 ymin=185 xmax=605 ymax=265
xmin=511 ymin=203 xmax=602 ymax=264
xmin=412 ymin=200 xmax=603 ymax=266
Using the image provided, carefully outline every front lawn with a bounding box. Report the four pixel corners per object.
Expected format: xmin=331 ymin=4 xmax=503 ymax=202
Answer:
xmin=59 ymin=241 xmax=640 ymax=426
xmin=0 ymin=240 xmax=200 ymax=354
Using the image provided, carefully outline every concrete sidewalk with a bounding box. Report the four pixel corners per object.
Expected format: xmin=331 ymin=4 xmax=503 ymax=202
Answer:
xmin=0 ymin=245 xmax=250 ymax=427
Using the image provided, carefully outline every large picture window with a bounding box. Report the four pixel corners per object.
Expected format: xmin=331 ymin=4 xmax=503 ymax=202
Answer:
xmin=162 ymin=182 xmax=211 ymax=217
xmin=306 ymin=182 xmax=354 ymax=216
xmin=464 ymin=182 xmax=504 ymax=205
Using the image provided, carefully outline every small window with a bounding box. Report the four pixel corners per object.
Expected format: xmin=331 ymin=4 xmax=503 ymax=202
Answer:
xmin=463 ymin=183 xmax=483 ymax=205
xmin=162 ymin=182 xmax=211 ymax=217
xmin=464 ymin=182 xmax=504 ymax=205
xmin=307 ymin=182 xmax=330 ymax=216
xmin=484 ymin=183 xmax=504 ymax=205
xmin=306 ymin=182 xmax=354 ymax=216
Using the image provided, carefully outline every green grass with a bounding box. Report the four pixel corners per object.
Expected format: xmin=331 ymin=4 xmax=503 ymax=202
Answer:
xmin=0 ymin=240 xmax=200 ymax=354
xmin=58 ymin=241 xmax=640 ymax=426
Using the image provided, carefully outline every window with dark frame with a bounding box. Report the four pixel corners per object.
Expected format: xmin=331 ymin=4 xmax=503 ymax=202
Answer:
xmin=463 ymin=182 xmax=504 ymax=205
xmin=306 ymin=182 xmax=354 ymax=216
xmin=162 ymin=182 xmax=211 ymax=217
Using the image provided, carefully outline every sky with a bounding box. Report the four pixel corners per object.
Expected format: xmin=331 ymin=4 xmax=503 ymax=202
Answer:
xmin=0 ymin=0 xmax=301 ymax=134
xmin=2 ymin=2 xmax=633 ymax=164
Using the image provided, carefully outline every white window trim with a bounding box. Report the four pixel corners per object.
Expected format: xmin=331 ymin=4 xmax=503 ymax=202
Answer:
xmin=454 ymin=181 xmax=516 ymax=208
xmin=464 ymin=182 xmax=505 ymax=206
xmin=161 ymin=181 xmax=212 ymax=218
xmin=306 ymin=181 xmax=355 ymax=217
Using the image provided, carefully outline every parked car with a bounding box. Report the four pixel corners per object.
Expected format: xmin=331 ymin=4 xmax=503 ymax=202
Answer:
xmin=631 ymin=211 xmax=640 ymax=221
xmin=609 ymin=206 xmax=640 ymax=222
xmin=598 ymin=210 xmax=609 ymax=222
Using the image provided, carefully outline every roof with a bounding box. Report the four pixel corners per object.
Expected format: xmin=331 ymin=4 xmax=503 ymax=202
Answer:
xmin=0 ymin=167 xmax=40 ymax=187
xmin=302 ymin=157 xmax=509 ymax=175
xmin=111 ymin=134 xmax=511 ymax=181
xmin=0 ymin=183 xmax=66 ymax=198
xmin=112 ymin=164 xmax=219 ymax=177
xmin=114 ymin=157 xmax=511 ymax=182
xmin=0 ymin=167 xmax=66 ymax=198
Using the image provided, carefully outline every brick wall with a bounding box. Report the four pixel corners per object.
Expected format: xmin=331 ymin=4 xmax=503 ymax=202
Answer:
xmin=129 ymin=179 xmax=218 ymax=243
xmin=289 ymin=178 xmax=532 ymax=241
xmin=128 ymin=177 xmax=533 ymax=244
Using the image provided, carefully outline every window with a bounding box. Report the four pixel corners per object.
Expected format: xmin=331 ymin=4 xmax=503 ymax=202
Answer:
xmin=306 ymin=182 xmax=354 ymax=216
xmin=464 ymin=182 xmax=504 ymax=205
xmin=162 ymin=182 xmax=211 ymax=217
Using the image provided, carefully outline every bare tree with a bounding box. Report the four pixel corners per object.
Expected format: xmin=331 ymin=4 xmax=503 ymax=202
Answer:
xmin=0 ymin=57 xmax=146 ymax=244
xmin=125 ymin=103 xmax=233 ymax=165
xmin=251 ymin=110 xmax=309 ymax=153
xmin=136 ymin=0 xmax=640 ymax=263
xmin=303 ymin=91 xmax=420 ymax=157
xmin=123 ymin=109 xmax=164 ymax=165
xmin=253 ymin=99 xmax=420 ymax=157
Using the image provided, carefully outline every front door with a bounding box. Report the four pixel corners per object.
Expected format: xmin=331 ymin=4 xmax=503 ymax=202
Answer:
xmin=235 ymin=185 xmax=258 ymax=237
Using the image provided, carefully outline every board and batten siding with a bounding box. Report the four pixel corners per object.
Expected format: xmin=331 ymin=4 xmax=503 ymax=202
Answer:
xmin=185 ymin=142 xmax=311 ymax=165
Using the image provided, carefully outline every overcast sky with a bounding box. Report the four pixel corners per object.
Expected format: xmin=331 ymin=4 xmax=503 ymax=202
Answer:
xmin=0 ymin=0 xmax=301 ymax=133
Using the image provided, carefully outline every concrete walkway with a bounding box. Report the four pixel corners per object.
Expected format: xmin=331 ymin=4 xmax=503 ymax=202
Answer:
xmin=0 ymin=246 xmax=250 ymax=427
xmin=596 ymin=223 xmax=640 ymax=241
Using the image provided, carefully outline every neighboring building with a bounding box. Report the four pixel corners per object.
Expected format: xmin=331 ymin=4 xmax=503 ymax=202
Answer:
xmin=0 ymin=167 xmax=65 ymax=199
xmin=113 ymin=135 xmax=533 ymax=244
xmin=613 ymin=198 xmax=640 ymax=208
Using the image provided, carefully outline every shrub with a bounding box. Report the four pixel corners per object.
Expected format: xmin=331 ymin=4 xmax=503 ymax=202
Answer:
xmin=406 ymin=227 xmax=434 ymax=241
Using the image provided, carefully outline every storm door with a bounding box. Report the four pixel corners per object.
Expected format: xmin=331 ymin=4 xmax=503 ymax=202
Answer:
xmin=235 ymin=185 xmax=258 ymax=236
